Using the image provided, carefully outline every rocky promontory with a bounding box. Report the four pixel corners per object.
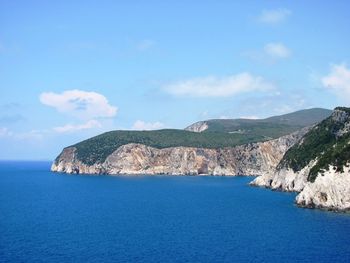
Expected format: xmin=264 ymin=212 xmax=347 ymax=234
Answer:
xmin=251 ymin=107 xmax=350 ymax=212
xmin=52 ymin=128 xmax=307 ymax=176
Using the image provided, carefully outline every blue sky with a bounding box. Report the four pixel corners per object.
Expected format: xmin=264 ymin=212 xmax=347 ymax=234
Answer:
xmin=1 ymin=0 xmax=350 ymax=159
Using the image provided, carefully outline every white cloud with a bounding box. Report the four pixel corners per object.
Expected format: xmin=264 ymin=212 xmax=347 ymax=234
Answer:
xmin=264 ymin=42 xmax=291 ymax=59
xmin=0 ymin=127 xmax=46 ymax=140
xmin=243 ymin=43 xmax=292 ymax=64
xmin=322 ymin=64 xmax=350 ymax=98
xmin=259 ymin=8 xmax=291 ymax=24
xmin=53 ymin=120 xmax=102 ymax=133
xmin=40 ymin=89 xmax=117 ymax=119
xmin=132 ymin=120 xmax=165 ymax=130
xmin=15 ymin=130 xmax=46 ymax=140
xmin=164 ymin=73 xmax=275 ymax=97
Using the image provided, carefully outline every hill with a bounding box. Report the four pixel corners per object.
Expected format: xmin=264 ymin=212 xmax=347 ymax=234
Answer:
xmin=66 ymin=129 xmax=267 ymax=165
xmin=185 ymin=108 xmax=332 ymax=138
xmin=58 ymin=108 xmax=331 ymax=166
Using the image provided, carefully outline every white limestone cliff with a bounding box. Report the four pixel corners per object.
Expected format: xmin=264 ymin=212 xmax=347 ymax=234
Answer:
xmin=296 ymin=166 xmax=350 ymax=211
xmin=251 ymin=108 xmax=350 ymax=212
xmin=250 ymin=160 xmax=316 ymax=192
xmin=184 ymin=121 xmax=209 ymax=133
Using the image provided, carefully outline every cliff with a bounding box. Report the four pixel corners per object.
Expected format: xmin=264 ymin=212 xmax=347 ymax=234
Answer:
xmin=251 ymin=107 xmax=350 ymax=212
xmin=184 ymin=121 xmax=208 ymax=132
xmin=52 ymin=128 xmax=308 ymax=176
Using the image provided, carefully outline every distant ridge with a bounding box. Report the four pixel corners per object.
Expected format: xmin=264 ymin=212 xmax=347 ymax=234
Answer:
xmin=185 ymin=108 xmax=332 ymax=137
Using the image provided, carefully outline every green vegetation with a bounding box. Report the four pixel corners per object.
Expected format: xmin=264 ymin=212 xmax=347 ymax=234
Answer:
xmin=193 ymin=108 xmax=332 ymax=135
xmin=70 ymin=129 xmax=267 ymax=165
xmin=202 ymin=120 xmax=305 ymax=138
xmin=278 ymin=108 xmax=350 ymax=182
xmin=64 ymin=108 xmax=332 ymax=166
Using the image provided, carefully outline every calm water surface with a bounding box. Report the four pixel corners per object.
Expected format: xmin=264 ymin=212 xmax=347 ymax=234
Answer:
xmin=1 ymin=161 xmax=350 ymax=262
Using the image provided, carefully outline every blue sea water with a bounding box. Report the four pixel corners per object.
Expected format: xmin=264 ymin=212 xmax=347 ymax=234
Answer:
xmin=1 ymin=161 xmax=350 ymax=263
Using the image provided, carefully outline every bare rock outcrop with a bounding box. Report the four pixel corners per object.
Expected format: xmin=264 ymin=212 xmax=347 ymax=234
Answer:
xmin=184 ymin=121 xmax=208 ymax=133
xmin=295 ymin=166 xmax=350 ymax=211
xmin=251 ymin=107 xmax=350 ymax=212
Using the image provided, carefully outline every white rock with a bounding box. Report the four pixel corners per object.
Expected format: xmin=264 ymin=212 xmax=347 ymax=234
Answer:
xmin=250 ymin=160 xmax=316 ymax=192
xmin=184 ymin=121 xmax=209 ymax=132
xmin=296 ymin=166 xmax=350 ymax=211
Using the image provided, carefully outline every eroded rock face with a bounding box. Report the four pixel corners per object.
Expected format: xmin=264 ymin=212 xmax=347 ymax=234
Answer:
xmin=250 ymin=153 xmax=350 ymax=212
xmin=51 ymin=147 xmax=105 ymax=174
xmin=251 ymin=108 xmax=350 ymax=211
xmin=250 ymin=160 xmax=316 ymax=192
xmin=184 ymin=121 xmax=208 ymax=133
xmin=296 ymin=166 xmax=350 ymax=211
xmin=51 ymin=128 xmax=307 ymax=176
xmin=250 ymin=161 xmax=350 ymax=212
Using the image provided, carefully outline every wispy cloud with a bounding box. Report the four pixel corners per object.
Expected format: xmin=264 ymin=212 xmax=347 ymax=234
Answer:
xmin=40 ymin=89 xmax=118 ymax=119
xmin=233 ymin=90 xmax=309 ymax=118
xmin=322 ymin=63 xmax=350 ymax=100
xmin=244 ymin=42 xmax=291 ymax=63
xmin=132 ymin=120 xmax=165 ymax=130
xmin=53 ymin=119 xmax=102 ymax=133
xmin=163 ymin=73 xmax=275 ymax=98
xmin=14 ymin=130 xmax=47 ymax=140
xmin=0 ymin=127 xmax=47 ymax=141
xmin=258 ymin=8 xmax=291 ymax=24
xmin=264 ymin=42 xmax=291 ymax=59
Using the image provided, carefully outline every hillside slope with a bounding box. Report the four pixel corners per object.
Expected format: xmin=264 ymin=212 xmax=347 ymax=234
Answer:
xmin=251 ymin=107 xmax=350 ymax=211
xmin=185 ymin=108 xmax=332 ymax=138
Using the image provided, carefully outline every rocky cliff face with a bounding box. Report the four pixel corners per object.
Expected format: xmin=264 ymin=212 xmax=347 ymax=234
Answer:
xmin=184 ymin=121 xmax=208 ymax=132
xmin=52 ymin=128 xmax=307 ymax=176
xmin=296 ymin=165 xmax=350 ymax=211
xmin=250 ymin=160 xmax=316 ymax=192
xmin=251 ymin=108 xmax=350 ymax=212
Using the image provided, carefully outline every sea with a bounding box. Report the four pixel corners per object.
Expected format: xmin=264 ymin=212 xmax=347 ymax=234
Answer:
xmin=1 ymin=161 xmax=350 ymax=263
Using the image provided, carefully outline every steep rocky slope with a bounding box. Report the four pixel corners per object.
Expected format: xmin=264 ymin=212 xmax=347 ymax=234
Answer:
xmin=185 ymin=121 xmax=208 ymax=132
xmin=52 ymin=128 xmax=308 ymax=176
xmin=251 ymin=107 xmax=350 ymax=211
